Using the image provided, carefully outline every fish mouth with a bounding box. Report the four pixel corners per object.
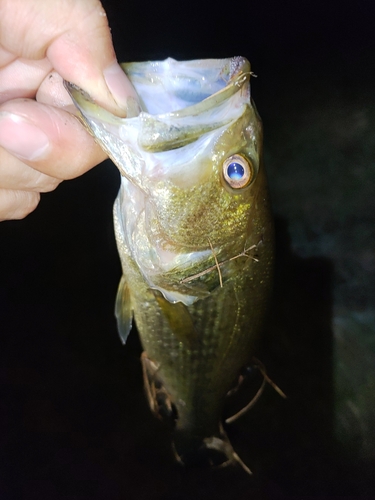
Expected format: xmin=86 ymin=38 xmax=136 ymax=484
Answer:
xmin=122 ymin=56 xmax=251 ymax=115
xmin=63 ymin=57 xmax=252 ymax=187
xmin=65 ymin=56 xmax=250 ymax=117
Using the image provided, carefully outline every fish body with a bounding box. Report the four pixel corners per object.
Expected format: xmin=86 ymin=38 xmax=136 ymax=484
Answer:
xmin=65 ymin=57 xmax=273 ymax=467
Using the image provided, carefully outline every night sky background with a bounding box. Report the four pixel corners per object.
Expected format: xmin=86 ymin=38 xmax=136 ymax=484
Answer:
xmin=1 ymin=0 xmax=375 ymax=498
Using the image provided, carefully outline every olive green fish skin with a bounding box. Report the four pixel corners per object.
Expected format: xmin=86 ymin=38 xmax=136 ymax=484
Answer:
xmin=115 ymin=164 xmax=273 ymax=442
xmin=65 ymin=57 xmax=273 ymax=464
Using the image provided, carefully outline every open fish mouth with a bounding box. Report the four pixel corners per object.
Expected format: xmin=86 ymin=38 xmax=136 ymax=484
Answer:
xmin=64 ymin=57 xmax=252 ymax=187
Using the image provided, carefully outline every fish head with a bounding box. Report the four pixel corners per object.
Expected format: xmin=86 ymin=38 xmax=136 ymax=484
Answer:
xmin=142 ymin=103 xmax=262 ymax=247
xmin=64 ymin=57 xmax=266 ymax=305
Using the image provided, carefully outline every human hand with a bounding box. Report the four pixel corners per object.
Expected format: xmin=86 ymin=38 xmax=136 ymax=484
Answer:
xmin=0 ymin=0 xmax=137 ymax=221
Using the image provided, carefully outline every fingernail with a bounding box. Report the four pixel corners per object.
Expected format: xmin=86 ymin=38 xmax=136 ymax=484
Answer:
xmin=104 ymin=62 xmax=140 ymax=110
xmin=0 ymin=112 xmax=50 ymax=161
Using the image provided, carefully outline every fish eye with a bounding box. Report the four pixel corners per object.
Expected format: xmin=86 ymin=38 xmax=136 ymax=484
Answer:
xmin=222 ymin=154 xmax=253 ymax=189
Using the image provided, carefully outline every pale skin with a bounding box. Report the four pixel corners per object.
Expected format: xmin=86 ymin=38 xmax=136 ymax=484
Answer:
xmin=0 ymin=0 xmax=138 ymax=221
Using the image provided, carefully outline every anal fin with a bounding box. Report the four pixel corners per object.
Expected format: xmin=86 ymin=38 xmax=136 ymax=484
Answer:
xmin=141 ymin=351 xmax=176 ymax=421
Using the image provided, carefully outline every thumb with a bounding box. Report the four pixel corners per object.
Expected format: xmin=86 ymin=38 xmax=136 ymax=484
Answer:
xmin=0 ymin=0 xmax=136 ymax=114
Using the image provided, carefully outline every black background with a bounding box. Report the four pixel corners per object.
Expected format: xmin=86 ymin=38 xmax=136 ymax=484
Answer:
xmin=1 ymin=0 xmax=375 ymax=498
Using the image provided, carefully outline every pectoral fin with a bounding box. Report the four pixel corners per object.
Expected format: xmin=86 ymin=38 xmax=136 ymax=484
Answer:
xmin=153 ymin=292 xmax=200 ymax=348
xmin=115 ymin=275 xmax=133 ymax=344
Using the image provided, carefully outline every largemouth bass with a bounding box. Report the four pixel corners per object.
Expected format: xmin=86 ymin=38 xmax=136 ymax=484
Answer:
xmin=65 ymin=57 xmax=273 ymax=470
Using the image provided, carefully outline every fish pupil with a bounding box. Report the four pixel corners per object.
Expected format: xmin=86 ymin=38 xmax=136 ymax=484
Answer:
xmin=227 ymin=162 xmax=245 ymax=180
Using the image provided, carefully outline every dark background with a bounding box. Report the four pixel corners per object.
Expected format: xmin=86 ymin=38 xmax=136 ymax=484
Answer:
xmin=1 ymin=0 xmax=375 ymax=498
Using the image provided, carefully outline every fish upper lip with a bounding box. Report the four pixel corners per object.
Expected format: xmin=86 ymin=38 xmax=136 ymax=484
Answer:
xmin=64 ymin=56 xmax=251 ymax=125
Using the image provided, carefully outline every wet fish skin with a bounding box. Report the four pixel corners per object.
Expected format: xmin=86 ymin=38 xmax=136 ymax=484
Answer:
xmin=64 ymin=57 xmax=273 ymax=468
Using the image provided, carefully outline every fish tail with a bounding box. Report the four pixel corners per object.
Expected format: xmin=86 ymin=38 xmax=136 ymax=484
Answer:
xmin=172 ymin=424 xmax=252 ymax=474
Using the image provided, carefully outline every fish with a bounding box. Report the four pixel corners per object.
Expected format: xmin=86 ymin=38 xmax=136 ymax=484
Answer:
xmin=64 ymin=57 xmax=274 ymax=471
